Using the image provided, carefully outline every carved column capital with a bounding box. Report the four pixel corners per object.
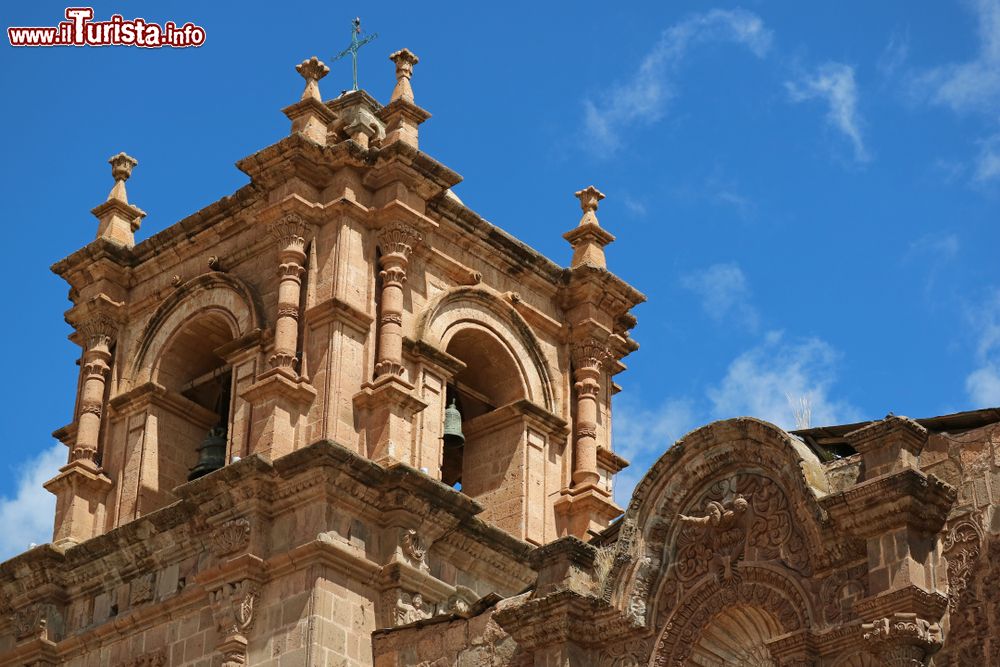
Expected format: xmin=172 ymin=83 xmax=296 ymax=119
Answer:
xmin=77 ymin=313 xmax=118 ymax=351
xmin=269 ymin=212 xmax=310 ymax=253
xmin=571 ymin=338 xmax=610 ymax=373
xmin=377 ymin=221 xmax=422 ymax=260
xmin=862 ymin=613 xmax=942 ymax=667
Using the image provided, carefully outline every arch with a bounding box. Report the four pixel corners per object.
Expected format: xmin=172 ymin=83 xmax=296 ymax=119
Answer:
xmin=128 ymin=273 xmax=263 ymax=386
xmin=416 ymin=286 xmax=555 ymax=412
xmin=688 ymin=605 xmax=781 ymax=666
xmin=650 ymin=566 xmax=811 ymax=666
xmin=605 ymin=418 xmax=829 ymax=632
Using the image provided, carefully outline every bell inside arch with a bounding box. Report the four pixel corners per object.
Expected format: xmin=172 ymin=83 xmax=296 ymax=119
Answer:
xmin=442 ymin=398 xmax=465 ymax=449
xmin=188 ymin=426 xmax=227 ymax=481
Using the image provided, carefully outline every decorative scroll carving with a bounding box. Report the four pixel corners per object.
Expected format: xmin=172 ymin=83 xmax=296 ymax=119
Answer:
xmin=400 ymin=529 xmax=426 ymax=567
xmin=212 ymin=517 xmax=251 ymax=556
xmin=676 ymin=494 xmax=750 ymax=584
xmin=941 ymin=517 xmax=982 ymax=612
xmin=819 ymin=564 xmax=867 ymax=626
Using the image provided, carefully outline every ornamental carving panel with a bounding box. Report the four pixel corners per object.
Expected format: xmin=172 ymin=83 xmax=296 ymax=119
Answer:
xmin=674 ymin=474 xmax=811 ymax=586
xmin=212 ymin=517 xmax=251 ymax=556
xmin=941 ymin=517 xmax=982 ymax=612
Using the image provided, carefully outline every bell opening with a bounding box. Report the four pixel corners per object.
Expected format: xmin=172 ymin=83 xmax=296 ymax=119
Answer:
xmin=186 ymin=368 xmax=232 ymax=481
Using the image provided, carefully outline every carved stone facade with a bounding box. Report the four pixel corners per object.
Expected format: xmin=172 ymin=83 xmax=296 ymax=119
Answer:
xmin=2 ymin=42 xmax=1000 ymax=667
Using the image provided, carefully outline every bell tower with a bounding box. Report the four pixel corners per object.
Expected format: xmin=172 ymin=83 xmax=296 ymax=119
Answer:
xmin=44 ymin=45 xmax=643 ymax=550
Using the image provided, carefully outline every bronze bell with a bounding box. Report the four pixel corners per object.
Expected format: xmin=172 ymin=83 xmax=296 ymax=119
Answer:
xmin=442 ymin=398 xmax=465 ymax=449
xmin=188 ymin=426 xmax=227 ymax=481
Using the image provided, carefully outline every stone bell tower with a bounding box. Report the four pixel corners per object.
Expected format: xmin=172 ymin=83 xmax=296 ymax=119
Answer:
xmin=0 ymin=42 xmax=642 ymax=667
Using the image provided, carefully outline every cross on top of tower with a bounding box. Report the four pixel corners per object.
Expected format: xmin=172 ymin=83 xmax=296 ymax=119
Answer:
xmin=331 ymin=17 xmax=378 ymax=92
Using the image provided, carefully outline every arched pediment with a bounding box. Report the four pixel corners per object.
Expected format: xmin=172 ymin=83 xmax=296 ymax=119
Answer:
xmin=600 ymin=418 xmax=831 ymax=635
xmin=415 ymin=286 xmax=555 ymax=412
xmin=126 ymin=272 xmax=264 ymax=387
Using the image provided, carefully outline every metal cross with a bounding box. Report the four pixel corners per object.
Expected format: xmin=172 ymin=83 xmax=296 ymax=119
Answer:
xmin=332 ymin=17 xmax=378 ymax=92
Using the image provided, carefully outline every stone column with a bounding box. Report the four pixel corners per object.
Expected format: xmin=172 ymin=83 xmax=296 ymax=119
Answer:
xmin=73 ymin=315 xmax=116 ymax=463
xmin=374 ymin=222 xmax=421 ymax=379
xmin=269 ymin=213 xmax=308 ymax=374
xmin=389 ymin=49 xmax=419 ymax=104
xmin=571 ymin=339 xmax=608 ymax=488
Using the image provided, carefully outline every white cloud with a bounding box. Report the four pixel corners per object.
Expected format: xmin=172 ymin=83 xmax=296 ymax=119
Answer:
xmin=974 ymin=133 xmax=1000 ymax=182
xmin=612 ymin=395 xmax=696 ymax=505
xmin=965 ymin=290 xmax=1000 ymax=406
xmin=878 ymin=30 xmax=910 ymax=79
xmin=680 ymin=262 xmax=759 ymax=330
xmin=708 ymin=331 xmax=859 ymax=429
xmin=622 ymin=195 xmax=648 ymax=217
xmin=0 ymin=444 xmax=64 ymax=562
xmin=917 ymin=0 xmax=1000 ymax=115
xmin=583 ymin=9 xmax=772 ymax=152
xmin=786 ymin=63 xmax=870 ymax=162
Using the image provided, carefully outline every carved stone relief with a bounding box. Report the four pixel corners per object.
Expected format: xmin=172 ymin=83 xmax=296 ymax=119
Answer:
xmin=124 ymin=649 xmax=167 ymax=667
xmin=395 ymin=591 xmax=431 ymax=625
xmin=212 ymin=517 xmax=251 ymax=556
xmin=941 ymin=516 xmax=982 ymax=612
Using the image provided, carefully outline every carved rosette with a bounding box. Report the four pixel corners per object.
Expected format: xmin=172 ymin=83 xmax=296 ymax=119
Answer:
xmin=377 ymin=222 xmax=422 ymax=259
xmin=212 ymin=517 xmax=251 ymax=556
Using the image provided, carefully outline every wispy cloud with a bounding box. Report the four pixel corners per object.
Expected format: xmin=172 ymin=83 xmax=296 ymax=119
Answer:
xmin=878 ymin=30 xmax=910 ymax=79
xmin=708 ymin=331 xmax=859 ymax=429
xmin=786 ymin=62 xmax=870 ymax=163
xmin=681 ymin=262 xmax=759 ymax=331
xmin=974 ymin=133 xmax=1000 ymax=182
xmin=917 ymin=0 xmax=1000 ymax=115
xmin=583 ymin=9 xmax=772 ymax=153
xmin=965 ymin=289 xmax=1000 ymax=407
xmin=903 ymin=232 xmax=960 ymax=295
xmin=622 ymin=195 xmax=648 ymax=217
xmin=0 ymin=444 xmax=63 ymax=562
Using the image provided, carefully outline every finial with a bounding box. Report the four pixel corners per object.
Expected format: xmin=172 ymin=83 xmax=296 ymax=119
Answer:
xmin=389 ymin=48 xmax=419 ymax=103
xmin=296 ymin=56 xmax=329 ymax=102
xmin=92 ymin=152 xmax=145 ymax=246
xmin=107 ymin=152 xmax=137 ymax=204
xmin=564 ymin=186 xmax=615 ymax=269
xmin=574 ymin=185 xmax=605 ymax=227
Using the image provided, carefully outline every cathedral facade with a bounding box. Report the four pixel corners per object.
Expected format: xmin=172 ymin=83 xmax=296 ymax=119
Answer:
xmin=0 ymin=47 xmax=998 ymax=667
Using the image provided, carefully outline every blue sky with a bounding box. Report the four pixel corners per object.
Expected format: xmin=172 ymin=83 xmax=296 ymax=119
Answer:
xmin=2 ymin=1 xmax=999 ymax=559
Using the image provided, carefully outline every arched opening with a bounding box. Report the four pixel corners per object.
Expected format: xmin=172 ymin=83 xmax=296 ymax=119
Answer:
xmin=152 ymin=310 xmax=236 ymax=502
xmin=441 ymin=326 xmax=526 ymax=494
xmin=688 ymin=605 xmax=780 ymax=666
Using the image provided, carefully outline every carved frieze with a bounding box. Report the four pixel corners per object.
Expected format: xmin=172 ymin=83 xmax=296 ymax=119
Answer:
xmin=125 ymin=649 xmax=167 ymax=667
